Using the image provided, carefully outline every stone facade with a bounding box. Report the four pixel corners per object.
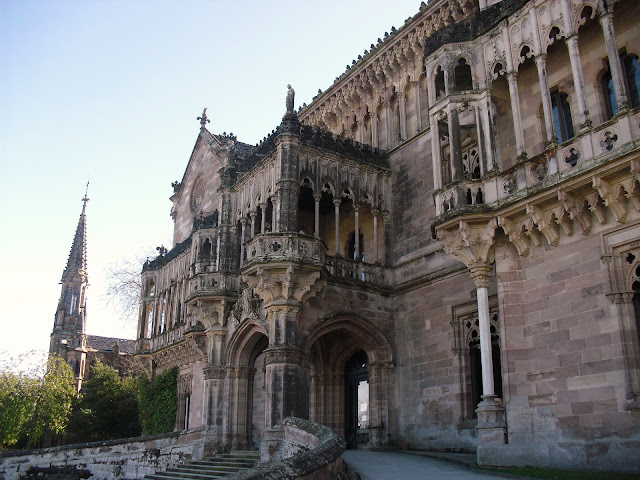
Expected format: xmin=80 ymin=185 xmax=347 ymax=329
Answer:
xmin=135 ymin=0 xmax=640 ymax=471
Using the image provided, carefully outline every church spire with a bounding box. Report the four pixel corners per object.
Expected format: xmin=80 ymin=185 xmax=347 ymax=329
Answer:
xmin=61 ymin=181 xmax=89 ymax=284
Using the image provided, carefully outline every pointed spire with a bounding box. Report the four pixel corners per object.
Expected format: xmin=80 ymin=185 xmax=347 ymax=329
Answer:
xmin=61 ymin=182 xmax=89 ymax=283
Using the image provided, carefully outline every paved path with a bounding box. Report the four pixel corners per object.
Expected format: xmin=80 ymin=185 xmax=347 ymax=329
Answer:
xmin=343 ymin=450 xmax=506 ymax=480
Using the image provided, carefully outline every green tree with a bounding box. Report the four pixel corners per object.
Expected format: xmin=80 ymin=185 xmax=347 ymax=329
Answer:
xmin=0 ymin=351 xmax=76 ymax=449
xmin=138 ymin=366 xmax=178 ymax=435
xmin=69 ymin=359 xmax=141 ymax=441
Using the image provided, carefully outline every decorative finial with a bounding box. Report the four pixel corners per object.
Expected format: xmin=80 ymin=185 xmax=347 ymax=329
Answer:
xmin=156 ymin=245 xmax=168 ymax=256
xmin=197 ymin=108 xmax=210 ymax=128
xmin=286 ymin=84 xmax=295 ymax=113
xmin=81 ymin=180 xmax=90 ymax=214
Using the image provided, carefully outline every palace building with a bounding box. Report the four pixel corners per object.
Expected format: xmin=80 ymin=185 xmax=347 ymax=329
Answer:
xmin=134 ymin=0 xmax=640 ymax=470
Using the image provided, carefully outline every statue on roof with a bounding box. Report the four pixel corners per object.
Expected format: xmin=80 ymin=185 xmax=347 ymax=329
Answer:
xmin=286 ymin=85 xmax=295 ymax=113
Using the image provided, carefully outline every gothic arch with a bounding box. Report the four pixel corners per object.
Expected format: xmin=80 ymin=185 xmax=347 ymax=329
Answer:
xmin=225 ymin=319 xmax=268 ymax=366
xmin=305 ymin=312 xmax=393 ymax=367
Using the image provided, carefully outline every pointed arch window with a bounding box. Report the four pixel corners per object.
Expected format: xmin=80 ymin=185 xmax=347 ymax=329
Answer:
xmin=601 ymin=53 xmax=640 ymax=120
xmin=454 ymin=58 xmax=473 ymax=92
xmin=551 ymin=90 xmax=574 ymax=143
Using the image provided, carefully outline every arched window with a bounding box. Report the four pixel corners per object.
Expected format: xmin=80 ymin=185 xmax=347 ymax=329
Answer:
xmin=435 ymin=65 xmax=445 ymax=99
xmin=454 ymin=58 xmax=473 ymax=91
xmin=602 ymin=69 xmax=617 ymax=119
xmin=601 ymin=53 xmax=640 ymax=119
xmin=202 ymin=238 xmax=212 ymax=258
xmin=551 ymin=90 xmax=574 ymax=143
xmin=624 ymin=54 xmax=640 ymax=108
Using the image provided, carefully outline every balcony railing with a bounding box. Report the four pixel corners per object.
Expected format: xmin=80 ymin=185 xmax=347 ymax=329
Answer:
xmin=243 ymin=232 xmax=326 ymax=267
xmin=434 ymin=109 xmax=640 ymax=216
xmin=325 ymin=255 xmax=392 ymax=287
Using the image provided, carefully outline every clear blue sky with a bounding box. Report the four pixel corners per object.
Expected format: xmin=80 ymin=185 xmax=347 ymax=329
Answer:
xmin=0 ymin=1 xmax=420 ymax=357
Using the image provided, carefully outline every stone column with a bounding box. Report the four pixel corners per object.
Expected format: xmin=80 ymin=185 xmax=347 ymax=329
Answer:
xmin=384 ymin=102 xmax=391 ymax=148
xmin=271 ymin=197 xmax=277 ymax=233
xmin=334 ymin=199 xmax=341 ymax=255
xmin=469 ymin=264 xmax=506 ymax=444
xmin=430 ymin=114 xmax=443 ymax=189
xmin=354 ymin=204 xmax=360 ymax=260
xmin=565 ymin=34 xmax=590 ymax=127
xmin=203 ymin=366 xmax=226 ymax=450
xmin=599 ymin=11 xmax=628 ymax=111
xmin=260 ymin=203 xmax=267 ymax=234
xmin=368 ymin=362 xmax=392 ymax=447
xmin=216 ymin=237 xmax=221 ymax=270
xmin=448 ymin=105 xmax=463 ymax=181
xmin=225 ymin=365 xmax=253 ymax=450
xmin=314 ymin=193 xmax=321 ymax=237
xmin=372 ymin=208 xmax=379 ymax=263
xmin=534 ymin=55 xmax=556 ymax=143
xmin=506 ymin=72 xmax=526 ymax=157
xmin=381 ymin=210 xmax=390 ymax=265
xmin=398 ymin=92 xmax=407 ymax=141
xmin=372 ymin=113 xmax=379 ymax=149
xmin=414 ymin=80 xmax=423 ymax=133
xmin=239 ymin=219 xmax=247 ymax=267
xmin=250 ymin=212 xmax=256 ymax=238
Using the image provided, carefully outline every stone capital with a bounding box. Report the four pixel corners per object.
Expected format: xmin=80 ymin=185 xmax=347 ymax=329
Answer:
xmin=469 ymin=264 xmax=493 ymax=289
xmin=243 ymin=264 xmax=325 ymax=305
xmin=437 ymin=217 xmax=497 ymax=268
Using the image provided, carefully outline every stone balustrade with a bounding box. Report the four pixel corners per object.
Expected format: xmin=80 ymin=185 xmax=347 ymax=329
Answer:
xmin=243 ymin=233 xmax=326 ymax=267
xmin=188 ymin=272 xmax=239 ymax=300
xmin=434 ymin=109 xmax=640 ymax=216
xmin=325 ymin=255 xmax=392 ymax=287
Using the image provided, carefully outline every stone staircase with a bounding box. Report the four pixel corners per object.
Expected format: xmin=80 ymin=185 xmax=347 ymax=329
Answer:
xmin=145 ymin=451 xmax=261 ymax=480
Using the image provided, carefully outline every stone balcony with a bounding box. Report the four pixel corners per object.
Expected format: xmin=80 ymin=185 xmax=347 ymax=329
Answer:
xmin=434 ymin=109 xmax=640 ymax=218
xmin=243 ymin=232 xmax=326 ymax=268
xmin=187 ymin=272 xmax=239 ymax=303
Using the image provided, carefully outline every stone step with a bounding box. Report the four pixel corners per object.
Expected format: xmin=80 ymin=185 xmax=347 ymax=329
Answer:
xmin=144 ymin=451 xmax=260 ymax=480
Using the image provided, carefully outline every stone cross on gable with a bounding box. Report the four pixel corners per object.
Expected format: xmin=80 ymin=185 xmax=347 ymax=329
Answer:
xmin=197 ymin=108 xmax=210 ymax=128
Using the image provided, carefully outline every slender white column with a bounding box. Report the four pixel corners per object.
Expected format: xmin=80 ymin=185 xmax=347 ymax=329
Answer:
xmin=240 ymin=220 xmax=247 ymax=267
xmin=506 ymin=72 xmax=526 ymax=156
xmin=313 ymin=194 xmax=321 ymax=237
xmin=372 ymin=208 xmax=379 ymax=263
xmin=250 ymin=213 xmax=256 ymax=238
xmin=372 ymin=113 xmax=379 ymax=149
xmin=334 ymin=199 xmax=341 ymax=255
xmin=535 ymin=55 xmax=555 ymax=143
xmin=599 ymin=12 xmax=629 ymax=111
xmin=354 ymin=205 xmax=360 ymax=260
xmin=470 ymin=264 xmax=495 ymax=400
xmin=565 ymin=35 xmax=590 ymax=126
xmin=260 ymin=204 xmax=267 ymax=233
xmin=271 ymin=197 xmax=277 ymax=232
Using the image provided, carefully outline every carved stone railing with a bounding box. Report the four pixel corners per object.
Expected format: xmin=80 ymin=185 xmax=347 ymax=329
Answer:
xmin=187 ymin=272 xmax=239 ymax=301
xmin=325 ymin=256 xmax=392 ymax=287
xmin=434 ymin=109 xmax=640 ymax=216
xmin=243 ymin=233 xmax=326 ymax=267
xmin=226 ymin=417 xmax=348 ymax=480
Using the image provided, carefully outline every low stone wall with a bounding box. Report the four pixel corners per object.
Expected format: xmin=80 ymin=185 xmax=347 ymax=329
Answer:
xmin=230 ymin=417 xmax=349 ymax=480
xmin=0 ymin=428 xmax=205 ymax=480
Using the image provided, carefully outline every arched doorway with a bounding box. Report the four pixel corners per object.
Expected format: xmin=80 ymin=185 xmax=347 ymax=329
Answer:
xmin=224 ymin=321 xmax=269 ymax=450
xmin=345 ymin=350 xmax=369 ymax=449
xmin=307 ymin=314 xmax=393 ymax=449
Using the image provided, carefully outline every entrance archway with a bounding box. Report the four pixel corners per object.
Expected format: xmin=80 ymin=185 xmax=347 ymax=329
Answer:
xmin=224 ymin=320 xmax=268 ymax=449
xmin=345 ymin=350 xmax=369 ymax=449
xmin=307 ymin=313 xmax=393 ymax=448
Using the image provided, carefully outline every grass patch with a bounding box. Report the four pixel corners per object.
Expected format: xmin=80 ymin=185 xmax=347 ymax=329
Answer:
xmin=481 ymin=466 xmax=640 ymax=480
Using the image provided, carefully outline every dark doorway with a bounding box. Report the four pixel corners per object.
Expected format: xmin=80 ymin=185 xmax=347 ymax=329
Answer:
xmin=345 ymin=350 xmax=369 ymax=449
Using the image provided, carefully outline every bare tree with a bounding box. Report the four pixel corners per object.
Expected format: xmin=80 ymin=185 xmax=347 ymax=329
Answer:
xmin=103 ymin=249 xmax=156 ymax=324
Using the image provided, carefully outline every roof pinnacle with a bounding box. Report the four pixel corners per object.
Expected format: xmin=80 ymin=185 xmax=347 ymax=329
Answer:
xmin=198 ymin=108 xmax=210 ymax=129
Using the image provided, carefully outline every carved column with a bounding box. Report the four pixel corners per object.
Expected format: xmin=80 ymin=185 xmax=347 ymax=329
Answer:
xmin=271 ymin=195 xmax=278 ymax=233
xmin=534 ymin=55 xmax=556 ymax=143
xmin=448 ymin=105 xmax=463 ymax=181
xmin=372 ymin=113 xmax=379 ymax=149
xmin=382 ymin=210 xmax=390 ymax=265
xmin=506 ymin=72 xmax=526 ymax=157
xmin=398 ymin=92 xmax=407 ymax=141
xmin=599 ymin=11 xmax=629 ymax=112
xmin=565 ymin=34 xmax=590 ymax=127
xmin=372 ymin=208 xmax=379 ymax=263
xmin=368 ymin=362 xmax=393 ymax=447
xmin=437 ymin=218 xmax=506 ymax=445
xmin=413 ymin=80 xmax=423 ymax=133
xmin=610 ymin=291 xmax=640 ymax=410
xmin=203 ymin=366 xmax=226 ymax=449
xmin=430 ymin=114 xmax=443 ymax=189
xmin=250 ymin=212 xmax=256 ymax=238
xmin=354 ymin=204 xmax=360 ymax=261
xmin=384 ymin=102 xmax=391 ymax=148
xmin=239 ymin=219 xmax=247 ymax=267
xmin=260 ymin=203 xmax=267 ymax=234
xmin=334 ymin=199 xmax=341 ymax=255
xmin=314 ymin=193 xmax=321 ymax=237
